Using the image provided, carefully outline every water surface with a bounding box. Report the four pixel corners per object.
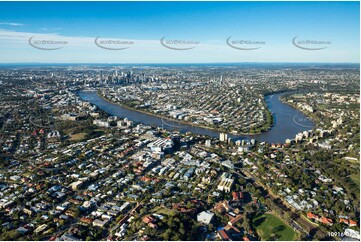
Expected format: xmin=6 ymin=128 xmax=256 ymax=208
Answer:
xmin=78 ymin=91 xmax=314 ymax=143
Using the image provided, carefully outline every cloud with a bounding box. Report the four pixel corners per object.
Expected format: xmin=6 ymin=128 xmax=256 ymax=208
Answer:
xmin=0 ymin=22 xmax=25 ymax=26
xmin=0 ymin=29 xmax=216 ymax=50
xmin=39 ymin=27 xmax=63 ymax=31
xmin=1 ymin=29 xmax=354 ymax=63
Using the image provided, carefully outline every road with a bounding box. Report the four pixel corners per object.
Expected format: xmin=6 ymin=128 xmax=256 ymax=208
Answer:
xmin=240 ymin=169 xmax=328 ymax=240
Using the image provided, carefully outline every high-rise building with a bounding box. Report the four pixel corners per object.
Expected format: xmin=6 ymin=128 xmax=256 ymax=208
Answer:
xmin=219 ymin=133 xmax=228 ymax=142
xmin=205 ymin=140 xmax=211 ymax=147
xmin=142 ymin=73 xmax=145 ymax=82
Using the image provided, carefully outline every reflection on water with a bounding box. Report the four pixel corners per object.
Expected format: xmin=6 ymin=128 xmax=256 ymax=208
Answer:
xmin=78 ymin=91 xmax=314 ymax=143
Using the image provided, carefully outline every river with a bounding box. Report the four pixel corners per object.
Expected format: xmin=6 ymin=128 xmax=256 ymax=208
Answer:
xmin=77 ymin=91 xmax=314 ymax=143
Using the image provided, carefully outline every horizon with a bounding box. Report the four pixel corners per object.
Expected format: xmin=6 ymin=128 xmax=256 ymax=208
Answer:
xmin=0 ymin=61 xmax=359 ymax=65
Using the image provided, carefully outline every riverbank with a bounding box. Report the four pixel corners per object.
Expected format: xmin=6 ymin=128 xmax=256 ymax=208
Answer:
xmin=97 ymin=91 xmax=270 ymax=136
xmin=279 ymin=94 xmax=317 ymax=129
xmin=78 ymin=90 xmax=315 ymax=143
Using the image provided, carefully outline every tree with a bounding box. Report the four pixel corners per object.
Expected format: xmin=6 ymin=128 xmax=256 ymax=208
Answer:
xmin=242 ymin=215 xmax=251 ymax=234
xmin=2 ymin=230 xmax=21 ymax=240
xmin=171 ymin=234 xmax=181 ymax=241
xmin=163 ymin=228 xmax=172 ymax=240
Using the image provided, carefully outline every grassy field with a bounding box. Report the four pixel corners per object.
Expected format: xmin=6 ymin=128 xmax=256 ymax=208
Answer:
xmin=69 ymin=132 xmax=87 ymax=141
xmin=253 ymin=213 xmax=297 ymax=241
xmin=151 ymin=206 xmax=177 ymax=216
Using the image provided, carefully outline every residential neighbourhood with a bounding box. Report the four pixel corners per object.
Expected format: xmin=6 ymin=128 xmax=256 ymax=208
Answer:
xmin=0 ymin=64 xmax=359 ymax=241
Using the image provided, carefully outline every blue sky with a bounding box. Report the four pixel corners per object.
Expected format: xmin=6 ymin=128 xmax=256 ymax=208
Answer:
xmin=0 ymin=1 xmax=359 ymax=63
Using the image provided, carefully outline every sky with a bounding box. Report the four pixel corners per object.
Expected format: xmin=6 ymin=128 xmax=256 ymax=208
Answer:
xmin=0 ymin=1 xmax=359 ymax=63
